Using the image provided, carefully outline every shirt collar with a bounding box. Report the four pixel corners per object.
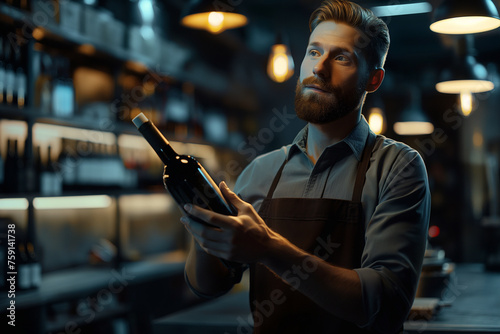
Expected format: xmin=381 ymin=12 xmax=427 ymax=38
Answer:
xmin=288 ymin=115 xmax=371 ymax=161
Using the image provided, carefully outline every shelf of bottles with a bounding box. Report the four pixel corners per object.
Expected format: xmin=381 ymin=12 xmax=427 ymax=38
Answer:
xmin=0 ymin=0 xmax=227 ymax=196
xmin=0 ymin=0 xmax=236 ymax=297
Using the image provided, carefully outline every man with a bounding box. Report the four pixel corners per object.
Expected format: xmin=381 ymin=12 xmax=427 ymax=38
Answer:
xmin=176 ymin=1 xmax=430 ymax=333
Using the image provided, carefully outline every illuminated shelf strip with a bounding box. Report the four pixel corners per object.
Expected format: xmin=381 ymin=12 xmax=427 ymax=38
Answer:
xmin=34 ymin=195 xmax=112 ymax=210
xmin=0 ymin=198 xmax=29 ymax=211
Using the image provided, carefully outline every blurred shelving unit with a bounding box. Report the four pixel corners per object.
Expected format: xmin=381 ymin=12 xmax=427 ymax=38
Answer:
xmin=0 ymin=1 xmax=248 ymax=333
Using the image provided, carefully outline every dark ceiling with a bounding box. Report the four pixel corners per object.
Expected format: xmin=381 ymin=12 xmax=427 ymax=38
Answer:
xmin=157 ymin=0 xmax=500 ymax=89
xmin=142 ymin=0 xmax=500 ymax=136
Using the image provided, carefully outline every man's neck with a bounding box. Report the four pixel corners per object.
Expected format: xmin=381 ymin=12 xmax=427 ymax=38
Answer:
xmin=306 ymin=111 xmax=360 ymax=164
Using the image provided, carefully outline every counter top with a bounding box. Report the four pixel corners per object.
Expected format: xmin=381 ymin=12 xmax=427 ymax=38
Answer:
xmin=153 ymin=263 xmax=500 ymax=334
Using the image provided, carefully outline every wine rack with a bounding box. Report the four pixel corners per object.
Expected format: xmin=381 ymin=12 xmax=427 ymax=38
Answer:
xmin=0 ymin=2 xmax=247 ymax=333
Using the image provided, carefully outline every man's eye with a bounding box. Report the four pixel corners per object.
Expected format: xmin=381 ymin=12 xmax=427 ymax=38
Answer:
xmin=308 ymin=49 xmax=320 ymax=57
xmin=336 ymin=55 xmax=350 ymax=62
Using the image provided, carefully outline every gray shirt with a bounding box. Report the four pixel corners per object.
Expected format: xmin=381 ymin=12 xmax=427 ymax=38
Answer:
xmin=234 ymin=116 xmax=431 ymax=332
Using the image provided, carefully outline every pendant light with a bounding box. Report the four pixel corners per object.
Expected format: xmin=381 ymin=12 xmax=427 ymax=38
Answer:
xmin=267 ymin=33 xmax=294 ymax=83
xmin=364 ymin=95 xmax=386 ymax=135
xmin=181 ymin=0 xmax=248 ymax=34
xmin=393 ymin=86 xmax=434 ymax=136
xmin=430 ymin=0 xmax=500 ymax=34
xmin=435 ymin=36 xmax=494 ymax=93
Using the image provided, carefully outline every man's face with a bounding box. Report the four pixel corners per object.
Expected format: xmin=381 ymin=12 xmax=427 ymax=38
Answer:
xmin=295 ymin=21 xmax=370 ymax=124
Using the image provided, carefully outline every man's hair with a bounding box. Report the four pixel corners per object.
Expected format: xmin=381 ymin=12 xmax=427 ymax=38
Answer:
xmin=309 ymin=0 xmax=390 ymax=70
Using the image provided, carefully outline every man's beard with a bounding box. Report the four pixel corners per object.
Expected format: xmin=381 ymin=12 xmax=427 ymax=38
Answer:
xmin=294 ymin=76 xmax=367 ymax=124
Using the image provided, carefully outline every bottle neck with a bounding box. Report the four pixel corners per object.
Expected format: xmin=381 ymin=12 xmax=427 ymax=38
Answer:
xmin=138 ymin=121 xmax=178 ymax=164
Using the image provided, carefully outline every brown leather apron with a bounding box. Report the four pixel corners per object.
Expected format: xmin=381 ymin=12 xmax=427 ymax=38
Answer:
xmin=250 ymin=132 xmax=377 ymax=334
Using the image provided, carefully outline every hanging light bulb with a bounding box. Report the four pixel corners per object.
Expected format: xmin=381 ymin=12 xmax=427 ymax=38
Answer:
xmin=459 ymin=92 xmax=474 ymax=117
xmin=207 ymin=12 xmax=224 ymax=33
xmin=364 ymin=94 xmax=386 ymax=134
xmin=181 ymin=0 xmax=248 ymax=34
xmin=267 ymin=34 xmax=294 ymax=83
xmin=368 ymin=107 xmax=385 ymax=135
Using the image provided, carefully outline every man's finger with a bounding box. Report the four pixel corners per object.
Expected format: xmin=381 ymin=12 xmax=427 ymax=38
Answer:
xmin=219 ymin=181 xmax=247 ymax=210
xmin=180 ymin=215 xmax=224 ymax=241
xmin=184 ymin=203 xmax=235 ymax=229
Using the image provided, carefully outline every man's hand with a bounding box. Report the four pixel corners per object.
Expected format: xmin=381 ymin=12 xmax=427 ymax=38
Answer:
xmin=181 ymin=181 xmax=278 ymax=264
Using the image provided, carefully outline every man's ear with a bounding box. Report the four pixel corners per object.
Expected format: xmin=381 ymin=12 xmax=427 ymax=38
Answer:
xmin=365 ymin=68 xmax=385 ymax=93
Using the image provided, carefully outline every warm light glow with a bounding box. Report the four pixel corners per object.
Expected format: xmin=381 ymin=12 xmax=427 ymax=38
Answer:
xmin=77 ymin=44 xmax=96 ymax=56
xmin=473 ymin=131 xmax=484 ymax=147
xmin=181 ymin=11 xmax=247 ymax=34
xmin=430 ymin=16 xmax=500 ymax=34
xmin=0 ymin=198 xmax=29 ymax=211
xmin=32 ymin=27 xmax=45 ymax=40
xmin=118 ymin=194 xmax=174 ymax=213
xmin=436 ymin=79 xmax=494 ymax=94
xmin=267 ymin=44 xmax=294 ymax=83
xmin=0 ymin=120 xmax=27 ymax=137
xmin=273 ymin=54 xmax=288 ymax=77
xmin=125 ymin=61 xmax=148 ymax=74
xmin=393 ymin=121 xmax=434 ymax=135
xmin=367 ymin=108 xmax=385 ymax=134
xmin=33 ymin=123 xmax=116 ymax=144
xmin=372 ymin=2 xmax=432 ymax=17
xmin=460 ymin=92 xmax=474 ymax=116
xmin=34 ymin=195 xmax=112 ymax=210
xmin=208 ymin=12 xmax=224 ymax=33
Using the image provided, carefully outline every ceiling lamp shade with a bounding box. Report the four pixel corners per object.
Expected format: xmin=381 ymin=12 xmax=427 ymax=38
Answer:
xmin=435 ymin=36 xmax=495 ymax=94
xmin=181 ymin=0 xmax=248 ymax=34
xmin=267 ymin=34 xmax=294 ymax=83
xmin=393 ymin=87 xmax=434 ymax=136
xmin=430 ymin=0 xmax=500 ymax=34
xmin=435 ymin=55 xmax=495 ymax=93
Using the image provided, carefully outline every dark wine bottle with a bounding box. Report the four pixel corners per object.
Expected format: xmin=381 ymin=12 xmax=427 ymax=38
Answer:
xmin=132 ymin=113 xmax=236 ymax=219
xmin=16 ymin=240 xmax=31 ymax=290
xmin=26 ymin=241 xmax=41 ymax=289
xmin=4 ymin=139 xmax=21 ymax=194
xmin=133 ymin=113 xmax=246 ymax=273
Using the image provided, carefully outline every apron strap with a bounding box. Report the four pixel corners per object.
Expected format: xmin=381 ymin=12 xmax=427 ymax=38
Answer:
xmin=265 ymin=158 xmax=288 ymax=199
xmin=352 ymin=133 xmax=377 ymax=203
xmin=265 ymin=132 xmax=377 ymax=202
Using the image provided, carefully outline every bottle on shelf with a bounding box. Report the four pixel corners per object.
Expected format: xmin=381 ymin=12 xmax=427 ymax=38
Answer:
xmin=16 ymin=238 xmax=31 ymax=291
xmin=57 ymin=138 xmax=76 ymax=190
xmin=34 ymin=145 xmax=42 ymax=193
xmin=52 ymin=57 xmax=75 ymax=117
xmin=0 ymin=232 xmax=5 ymax=291
xmin=40 ymin=145 xmax=62 ymax=196
xmin=0 ymin=36 xmax=5 ymax=105
xmin=34 ymin=52 xmax=53 ymax=115
xmin=0 ymin=141 xmax=4 ymax=192
xmin=21 ymin=137 xmax=32 ymax=193
xmin=26 ymin=241 xmax=41 ymax=289
xmin=3 ymin=139 xmax=22 ymax=194
xmin=4 ymin=38 xmax=16 ymax=106
xmin=14 ymin=38 xmax=27 ymax=109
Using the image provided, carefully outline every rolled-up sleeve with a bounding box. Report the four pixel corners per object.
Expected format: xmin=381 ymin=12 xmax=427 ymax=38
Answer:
xmin=354 ymin=148 xmax=431 ymax=333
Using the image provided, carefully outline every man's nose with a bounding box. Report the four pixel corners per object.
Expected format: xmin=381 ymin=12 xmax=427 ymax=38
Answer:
xmin=312 ymin=56 xmax=329 ymax=79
